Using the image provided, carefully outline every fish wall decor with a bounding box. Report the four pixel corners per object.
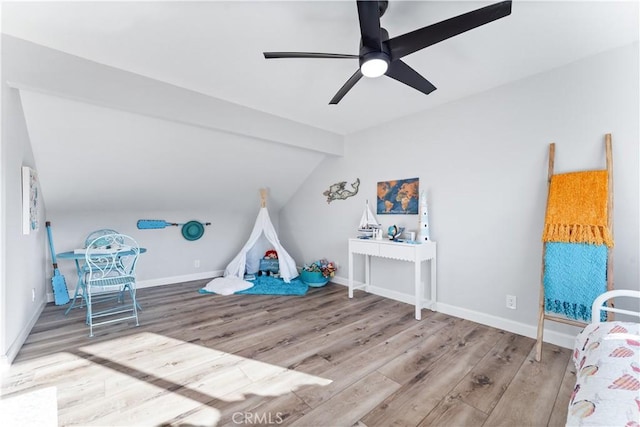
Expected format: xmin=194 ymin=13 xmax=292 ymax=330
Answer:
xmin=323 ymin=178 xmax=360 ymax=203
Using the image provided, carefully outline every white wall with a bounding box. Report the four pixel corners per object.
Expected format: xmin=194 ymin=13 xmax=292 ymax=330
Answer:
xmin=17 ymin=86 xmax=325 ymax=293
xmin=46 ymin=206 xmax=278 ymax=296
xmin=280 ymin=42 xmax=640 ymax=347
xmin=0 ymin=85 xmax=49 ymax=367
xmin=1 ymin=16 xmax=4 ymax=370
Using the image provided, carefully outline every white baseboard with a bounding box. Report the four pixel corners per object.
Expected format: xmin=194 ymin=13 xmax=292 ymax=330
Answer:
xmin=136 ymin=270 xmax=222 ymax=289
xmin=329 ymin=275 xmax=349 ymax=287
xmin=46 ymin=270 xmax=223 ymax=302
xmin=330 ymin=274 xmax=576 ymax=350
xmin=3 ymin=300 xmax=46 ymax=365
xmin=436 ymin=303 xmax=576 ymax=350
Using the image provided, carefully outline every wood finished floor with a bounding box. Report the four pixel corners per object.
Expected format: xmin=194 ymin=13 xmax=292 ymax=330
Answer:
xmin=2 ymin=281 xmax=575 ymax=426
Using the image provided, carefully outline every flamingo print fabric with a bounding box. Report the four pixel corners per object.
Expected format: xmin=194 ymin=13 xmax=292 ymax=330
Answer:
xmin=567 ymin=321 xmax=640 ymax=426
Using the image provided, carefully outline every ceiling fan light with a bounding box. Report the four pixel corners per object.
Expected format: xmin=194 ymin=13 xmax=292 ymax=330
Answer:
xmin=361 ymin=58 xmax=388 ymax=78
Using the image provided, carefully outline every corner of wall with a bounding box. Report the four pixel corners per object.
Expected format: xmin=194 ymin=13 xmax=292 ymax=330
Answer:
xmin=3 ymin=300 xmax=46 ymax=365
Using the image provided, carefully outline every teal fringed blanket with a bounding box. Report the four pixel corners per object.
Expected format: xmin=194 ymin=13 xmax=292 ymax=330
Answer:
xmin=544 ymin=242 xmax=607 ymax=322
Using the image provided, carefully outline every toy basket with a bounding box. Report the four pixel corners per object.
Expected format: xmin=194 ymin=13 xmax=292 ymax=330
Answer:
xmin=300 ymin=270 xmax=329 ymax=287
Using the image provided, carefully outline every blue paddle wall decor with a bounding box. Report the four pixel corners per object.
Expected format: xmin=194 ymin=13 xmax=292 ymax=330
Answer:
xmin=137 ymin=219 xmax=211 ymax=241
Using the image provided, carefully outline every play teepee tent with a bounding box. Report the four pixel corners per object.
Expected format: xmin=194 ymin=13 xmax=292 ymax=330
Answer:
xmin=223 ymin=189 xmax=298 ymax=283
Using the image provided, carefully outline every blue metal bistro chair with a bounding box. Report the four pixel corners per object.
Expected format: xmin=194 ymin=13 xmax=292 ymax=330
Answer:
xmin=65 ymin=229 xmax=121 ymax=315
xmin=84 ymin=233 xmax=140 ymax=337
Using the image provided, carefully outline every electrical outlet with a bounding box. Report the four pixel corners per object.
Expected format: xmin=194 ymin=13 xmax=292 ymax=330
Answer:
xmin=506 ymin=295 xmax=517 ymax=310
xmin=194 ymin=259 xmax=200 ymax=268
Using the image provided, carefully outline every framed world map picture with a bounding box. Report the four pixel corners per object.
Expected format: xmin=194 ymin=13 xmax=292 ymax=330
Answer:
xmin=377 ymin=177 xmax=419 ymax=214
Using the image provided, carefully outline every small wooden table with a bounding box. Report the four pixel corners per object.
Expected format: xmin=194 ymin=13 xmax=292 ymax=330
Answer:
xmin=348 ymin=238 xmax=437 ymax=320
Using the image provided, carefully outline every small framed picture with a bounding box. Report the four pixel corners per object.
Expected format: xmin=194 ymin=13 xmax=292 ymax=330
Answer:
xmin=22 ymin=166 xmax=40 ymax=234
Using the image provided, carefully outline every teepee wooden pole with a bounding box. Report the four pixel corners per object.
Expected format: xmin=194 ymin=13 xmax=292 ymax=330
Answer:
xmin=260 ymin=188 xmax=267 ymax=208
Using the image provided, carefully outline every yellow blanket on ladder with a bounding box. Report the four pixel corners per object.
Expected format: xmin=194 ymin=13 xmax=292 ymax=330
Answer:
xmin=542 ymin=170 xmax=613 ymax=247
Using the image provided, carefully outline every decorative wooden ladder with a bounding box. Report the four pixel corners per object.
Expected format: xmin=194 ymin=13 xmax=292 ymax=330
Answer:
xmin=535 ymin=134 xmax=614 ymax=362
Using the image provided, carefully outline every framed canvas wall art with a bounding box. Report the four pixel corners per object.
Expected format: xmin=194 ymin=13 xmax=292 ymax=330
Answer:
xmin=377 ymin=177 xmax=419 ymax=214
xmin=22 ymin=166 xmax=40 ymax=234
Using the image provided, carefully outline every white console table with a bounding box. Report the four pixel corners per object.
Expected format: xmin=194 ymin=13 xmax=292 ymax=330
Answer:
xmin=348 ymin=238 xmax=437 ymax=320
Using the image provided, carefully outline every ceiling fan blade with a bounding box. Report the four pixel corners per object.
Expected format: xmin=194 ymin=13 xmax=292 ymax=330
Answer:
xmin=329 ymin=69 xmax=363 ymax=105
xmin=385 ymin=60 xmax=436 ymax=96
xmin=264 ymin=52 xmax=358 ymax=59
xmin=386 ymin=0 xmax=512 ymax=60
xmin=357 ymin=0 xmax=383 ymax=50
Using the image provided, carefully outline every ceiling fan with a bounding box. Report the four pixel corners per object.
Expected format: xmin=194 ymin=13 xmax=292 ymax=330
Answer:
xmin=264 ymin=0 xmax=512 ymax=104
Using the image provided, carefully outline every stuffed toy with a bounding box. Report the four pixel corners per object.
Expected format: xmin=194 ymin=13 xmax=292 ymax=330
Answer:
xmin=264 ymin=250 xmax=278 ymax=259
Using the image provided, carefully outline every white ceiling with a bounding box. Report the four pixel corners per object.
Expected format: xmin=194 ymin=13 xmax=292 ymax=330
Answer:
xmin=3 ymin=1 xmax=638 ymax=135
xmin=19 ymin=89 xmax=327 ymax=214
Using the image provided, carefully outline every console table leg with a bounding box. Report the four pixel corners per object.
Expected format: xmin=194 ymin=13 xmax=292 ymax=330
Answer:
xmin=348 ymin=251 xmax=354 ymax=298
xmin=365 ymin=255 xmax=371 ymax=292
xmin=415 ymin=260 xmax=422 ymax=320
xmin=430 ymin=256 xmax=437 ymax=311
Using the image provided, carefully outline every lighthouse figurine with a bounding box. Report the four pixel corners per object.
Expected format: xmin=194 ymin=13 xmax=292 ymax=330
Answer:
xmin=419 ymin=190 xmax=430 ymax=241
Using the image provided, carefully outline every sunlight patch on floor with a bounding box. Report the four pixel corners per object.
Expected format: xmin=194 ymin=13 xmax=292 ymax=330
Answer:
xmin=0 ymin=386 xmax=58 ymax=427
xmin=3 ymin=332 xmax=332 ymax=425
xmin=79 ymin=331 xmax=332 ymax=396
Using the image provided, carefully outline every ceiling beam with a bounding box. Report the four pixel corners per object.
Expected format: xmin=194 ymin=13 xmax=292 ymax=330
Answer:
xmin=4 ymin=35 xmax=344 ymax=157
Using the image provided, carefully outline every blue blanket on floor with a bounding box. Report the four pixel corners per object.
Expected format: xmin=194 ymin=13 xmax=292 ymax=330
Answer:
xmin=544 ymin=242 xmax=608 ymax=322
xmin=199 ymin=275 xmax=308 ymax=296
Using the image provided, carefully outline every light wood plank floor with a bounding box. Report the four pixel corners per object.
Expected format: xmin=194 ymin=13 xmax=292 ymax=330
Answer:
xmin=2 ymin=281 xmax=575 ymax=426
